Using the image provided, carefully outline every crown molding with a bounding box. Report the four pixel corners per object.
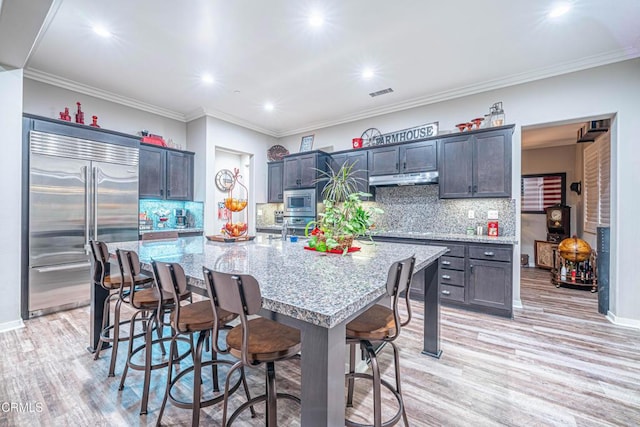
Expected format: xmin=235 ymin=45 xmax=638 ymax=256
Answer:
xmin=186 ymin=107 xmax=278 ymax=137
xmin=276 ymin=48 xmax=639 ymax=137
xmin=24 ymin=68 xmax=187 ymax=122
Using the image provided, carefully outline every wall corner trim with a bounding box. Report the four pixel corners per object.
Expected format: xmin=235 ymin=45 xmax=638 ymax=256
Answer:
xmin=606 ymin=311 xmax=640 ymax=330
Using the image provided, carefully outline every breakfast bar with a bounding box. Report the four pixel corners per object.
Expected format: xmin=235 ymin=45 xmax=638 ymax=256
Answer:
xmin=101 ymin=235 xmax=447 ymax=426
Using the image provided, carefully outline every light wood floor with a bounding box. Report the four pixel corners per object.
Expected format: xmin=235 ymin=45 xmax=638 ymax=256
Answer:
xmin=1 ymin=268 xmax=639 ymax=426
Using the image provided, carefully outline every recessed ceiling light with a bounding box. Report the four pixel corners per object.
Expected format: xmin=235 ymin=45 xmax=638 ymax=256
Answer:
xmin=549 ymin=2 xmax=571 ymax=18
xmin=201 ymin=74 xmax=214 ymax=84
xmin=264 ymin=102 xmax=274 ymax=111
xmin=308 ymin=11 xmax=324 ymax=28
xmin=92 ymin=25 xmax=112 ymax=38
xmin=361 ymin=68 xmax=374 ymax=80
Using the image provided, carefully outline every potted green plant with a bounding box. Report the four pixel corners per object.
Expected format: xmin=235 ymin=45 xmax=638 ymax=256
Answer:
xmin=305 ymin=162 xmax=383 ymax=254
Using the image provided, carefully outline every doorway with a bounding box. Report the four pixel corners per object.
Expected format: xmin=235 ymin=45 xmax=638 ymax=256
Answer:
xmin=520 ymin=117 xmax=611 ymax=314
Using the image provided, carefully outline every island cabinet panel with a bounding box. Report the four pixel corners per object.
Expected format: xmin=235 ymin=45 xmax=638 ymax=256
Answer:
xmin=330 ymin=151 xmax=369 ymax=194
xmin=139 ymin=144 xmax=194 ymax=201
xmin=267 ymin=161 xmax=284 ymax=203
xmin=283 ymin=152 xmax=328 ymax=190
xmin=439 ymin=126 xmax=513 ymax=199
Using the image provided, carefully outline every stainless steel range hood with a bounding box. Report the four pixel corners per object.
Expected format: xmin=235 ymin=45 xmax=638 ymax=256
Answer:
xmin=369 ymin=171 xmax=438 ymax=187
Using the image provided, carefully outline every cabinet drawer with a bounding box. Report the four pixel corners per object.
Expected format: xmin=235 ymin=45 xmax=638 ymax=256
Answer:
xmin=443 ymin=243 xmax=465 ymax=258
xmin=468 ymin=246 xmax=511 ymax=262
xmin=439 ymin=269 xmax=465 ymax=287
xmin=440 ymin=284 xmax=464 ymax=302
xmin=440 ymin=256 xmax=465 ymax=271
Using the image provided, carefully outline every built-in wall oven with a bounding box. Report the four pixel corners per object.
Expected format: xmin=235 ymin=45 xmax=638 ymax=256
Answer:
xmin=283 ymin=189 xmax=316 ymax=230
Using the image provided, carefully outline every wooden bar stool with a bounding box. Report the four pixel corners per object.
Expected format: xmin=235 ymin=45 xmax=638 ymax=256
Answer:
xmin=152 ymin=260 xmax=254 ymax=427
xmin=116 ymin=248 xmax=190 ymax=415
xmin=89 ymin=240 xmax=153 ymax=377
xmin=345 ymin=255 xmax=416 ymax=427
xmin=203 ymin=267 xmax=301 ymax=427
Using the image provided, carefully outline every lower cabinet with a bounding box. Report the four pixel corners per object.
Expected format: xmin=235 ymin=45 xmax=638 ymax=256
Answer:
xmin=374 ymin=236 xmax=513 ymax=317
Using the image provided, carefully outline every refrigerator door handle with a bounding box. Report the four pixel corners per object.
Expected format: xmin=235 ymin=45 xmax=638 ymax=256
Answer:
xmin=33 ymin=262 xmax=92 ymax=273
xmin=84 ymin=165 xmax=90 ymax=251
xmin=93 ymin=166 xmax=99 ymax=240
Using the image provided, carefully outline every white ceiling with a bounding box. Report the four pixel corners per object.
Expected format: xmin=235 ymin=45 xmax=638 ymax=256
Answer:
xmin=4 ymin=0 xmax=640 ymax=137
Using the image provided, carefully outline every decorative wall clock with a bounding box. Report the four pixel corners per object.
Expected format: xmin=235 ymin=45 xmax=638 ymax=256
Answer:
xmin=215 ymin=169 xmax=235 ymax=192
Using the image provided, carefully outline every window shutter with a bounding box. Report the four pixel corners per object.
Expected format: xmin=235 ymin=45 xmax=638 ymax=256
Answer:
xmin=583 ymin=133 xmax=610 ymax=233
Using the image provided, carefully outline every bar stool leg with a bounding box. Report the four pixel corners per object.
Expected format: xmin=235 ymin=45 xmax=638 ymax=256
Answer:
xmin=140 ymin=313 xmax=156 ymax=415
xmin=192 ymin=330 xmax=207 ymax=426
xmin=364 ymin=341 xmax=382 ymax=427
xmin=391 ymin=342 xmax=409 ymax=427
xmin=265 ymin=362 xmax=277 ymax=427
xmin=119 ymin=310 xmax=143 ymax=391
xmin=155 ymin=333 xmax=178 ymax=427
xmin=346 ymin=343 xmax=356 ymax=407
xmin=108 ymin=297 xmax=123 ymax=377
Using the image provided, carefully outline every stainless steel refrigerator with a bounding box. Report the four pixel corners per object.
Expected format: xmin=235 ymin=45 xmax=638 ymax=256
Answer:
xmin=28 ymin=130 xmax=139 ymax=318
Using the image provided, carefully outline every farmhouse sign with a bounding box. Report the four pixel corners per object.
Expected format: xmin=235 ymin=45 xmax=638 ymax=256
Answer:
xmin=373 ymin=122 xmax=438 ymax=146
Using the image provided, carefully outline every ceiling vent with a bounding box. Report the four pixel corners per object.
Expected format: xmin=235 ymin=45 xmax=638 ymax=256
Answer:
xmin=369 ymin=88 xmax=394 ymax=97
xmin=577 ymin=119 xmax=610 ymax=143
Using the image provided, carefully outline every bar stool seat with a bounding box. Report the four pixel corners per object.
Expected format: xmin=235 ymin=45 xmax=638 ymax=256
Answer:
xmin=345 ymin=255 xmax=416 ymax=427
xmin=170 ymin=300 xmax=235 ymax=331
xmin=346 ymin=305 xmax=396 ymax=340
xmin=226 ymin=317 xmax=301 ymax=362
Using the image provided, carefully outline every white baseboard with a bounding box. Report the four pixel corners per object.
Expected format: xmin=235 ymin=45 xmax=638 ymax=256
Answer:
xmin=607 ymin=311 xmax=640 ymax=330
xmin=0 ymin=319 xmax=25 ymax=334
xmin=513 ymin=298 xmax=523 ymax=309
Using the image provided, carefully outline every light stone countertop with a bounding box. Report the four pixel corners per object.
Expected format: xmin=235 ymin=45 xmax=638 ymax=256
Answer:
xmin=108 ymin=235 xmax=447 ymax=328
xmin=374 ymin=231 xmax=518 ymax=245
xmin=139 ymin=227 xmax=203 ymax=234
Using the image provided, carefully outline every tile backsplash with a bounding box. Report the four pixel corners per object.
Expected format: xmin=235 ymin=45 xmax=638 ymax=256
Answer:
xmin=366 ymin=186 xmax=516 ymax=236
xmin=139 ymin=200 xmax=204 ymax=230
xmin=255 ymin=203 xmax=283 ymax=228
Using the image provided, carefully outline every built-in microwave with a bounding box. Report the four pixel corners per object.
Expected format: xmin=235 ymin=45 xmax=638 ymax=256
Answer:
xmin=283 ymin=189 xmax=316 ymax=216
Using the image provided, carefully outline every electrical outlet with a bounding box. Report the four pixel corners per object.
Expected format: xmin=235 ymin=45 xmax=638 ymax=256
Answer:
xmin=468 ymin=210 xmax=475 ymax=219
xmin=487 ymin=210 xmax=499 ymax=219
xmin=257 ymin=209 xmax=263 ymax=216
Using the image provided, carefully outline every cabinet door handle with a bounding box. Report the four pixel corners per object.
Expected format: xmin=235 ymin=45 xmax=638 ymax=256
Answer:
xmin=167 ymin=189 xmax=170 ymax=197
xmin=395 ymin=163 xmax=399 ymax=170
xmin=403 ymin=161 xmax=406 ymax=170
xmin=468 ymin=186 xmax=471 ymax=193
xmin=442 ymin=261 xmax=451 ymax=265
xmin=277 ymin=193 xmax=282 ymax=199
xmin=442 ymin=274 xmax=451 ymax=280
xmin=484 ymin=252 xmax=495 ymax=257
xmin=473 ymin=185 xmax=477 ymax=193
xmin=441 ymin=290 xmax=451 ymax=296
xmin=470 ymin=264 xmax=474 ymax=271
xmin=160 ymin=189 xmax=164 ymax=196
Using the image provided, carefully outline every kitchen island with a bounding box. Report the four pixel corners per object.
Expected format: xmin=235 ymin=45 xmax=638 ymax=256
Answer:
xmin=101 ymin=235 xmax=447 ymax=426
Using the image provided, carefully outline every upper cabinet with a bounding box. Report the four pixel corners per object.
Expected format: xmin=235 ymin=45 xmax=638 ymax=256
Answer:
xmin=267 ymin=161 xmax=284 ymax=203
xmin=139 ymin=144 xmax=194 ymax=200
xmin=283 ymin=151 xmax=329 ymax=190
xmin=368 ymin=140 xmax=437 ymax=176
xmin=439 ymin=126 xmax=513 ymax=199
xmin=330 ymin=151 xmax=369 ymax=194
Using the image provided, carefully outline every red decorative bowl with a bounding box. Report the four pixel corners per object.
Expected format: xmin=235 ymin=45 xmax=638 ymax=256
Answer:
xmin=455 ymin=123 xmax=467 ymax=132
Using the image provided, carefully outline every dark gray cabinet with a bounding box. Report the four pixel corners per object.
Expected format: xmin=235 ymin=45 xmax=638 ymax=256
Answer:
xmin=468 ymin=245 xmax=512 ymax=314
xmin=439 ymin=126 xmax=512 ymax=198
xmin=330 ymin=151 xmax=369 ymax=194
xmin=368 ymin=140 xmax=437 ymax=176
xmin=283 ymin=151 xmax=328 ymax=190
xmin=373 ymin=236 xmax=513 ymax=317
xmin=139 ymin=144 xmax=194 ymax=200
xmin=267 ymin=161 xmax=284 ymax=203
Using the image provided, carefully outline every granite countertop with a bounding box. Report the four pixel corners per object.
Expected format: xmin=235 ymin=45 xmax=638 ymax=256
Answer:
xmin=374 ymin=231 xmax=518 ymax=245
xmin=139 ymin=227 xmax=203 ymax=234
xmin=107 ymin=235 xmax=447 ymax=328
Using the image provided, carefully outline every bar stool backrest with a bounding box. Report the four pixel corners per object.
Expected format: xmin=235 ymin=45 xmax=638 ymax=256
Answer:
xmin=89 ymin=240 xmax=109 ymax=287
xmin=116 ymin=249 xmax=149 ymax=305
xmin=385 ymin=255 xmax=416 ymax=341
xmin=203 ymin=267 xmax=262 ymax=365
xmin=151 ymin=260 xmax=189 ymax=331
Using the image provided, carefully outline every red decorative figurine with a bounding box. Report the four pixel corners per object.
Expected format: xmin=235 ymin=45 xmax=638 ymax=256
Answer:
xmin=75 ymin=102 xmax=84 ymax=124
xmin=90 ymin=115 xmax=100 ymax=128
xmin=59 ymin=107 xmax=71 ymax=121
